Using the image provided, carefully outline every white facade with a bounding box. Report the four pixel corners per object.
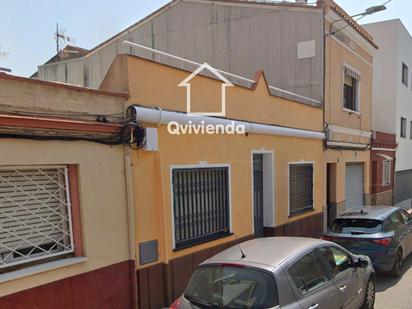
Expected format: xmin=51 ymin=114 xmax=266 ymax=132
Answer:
xmin=364 ymin=19 xmax=412 ymax=172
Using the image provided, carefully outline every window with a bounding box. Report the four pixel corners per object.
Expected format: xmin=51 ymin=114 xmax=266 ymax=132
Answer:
xmin=401 ymin=117 xmax=407 ymax=138
xmin=402 ymin=63 xmax=409 ymax=86
xmin=172 ymin=166 xmax=230 ymax=249
xmin=410 ymin=121 xmax=412 ymax=139
xmin=319 ymin=247 xmax=352 ymax=277
xmin=185 ymin=266 xmax=279 ymax=308
xmin=330 ymin=218 xmax=382 ymax=235
xmin=289 ymin=163 xmax=313 ymax=215
xmin=343 ymin=67 xmax=360 ymax=112
xmin=288 ymin=251 xmax=328 ymax=295
xmin=385 ymin=211 xmax=405 ymax=231
xmin=383 ymin=160 xmax=391 ymax=186
xmin=0 ymin=166 xmax=73 ymax=270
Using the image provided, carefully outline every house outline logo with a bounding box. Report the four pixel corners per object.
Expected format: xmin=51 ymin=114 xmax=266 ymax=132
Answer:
xmin=178 ymin=62 xmax=234 ymax=117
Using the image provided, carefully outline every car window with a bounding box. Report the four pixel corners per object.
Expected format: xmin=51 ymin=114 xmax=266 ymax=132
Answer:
xmin=319 ymin=246 xmax=352 ymax=277
xmin=385 ymin=211 xmax=405 ymax=231
xmin=184 ymin=266 xmax=278 ymax=308
xmin=288 ymin=251 xmax=328 ymax=295
xmin=331 ymin=218 xmax=382 ymax=234
xmin=400 ymin=210 xmax=411 ymax=223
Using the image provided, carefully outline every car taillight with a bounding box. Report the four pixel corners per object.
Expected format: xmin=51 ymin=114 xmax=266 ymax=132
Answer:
xmin=322 ymin=235 xmax=333 ymax=241
xmin=170 ymin=299 xmax=181 ymax=309
xmin=373 ymin=238 xmax=392 ymax=247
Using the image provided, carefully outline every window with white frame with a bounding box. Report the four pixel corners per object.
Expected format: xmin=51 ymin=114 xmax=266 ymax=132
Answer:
xmin=289 ymin=163 xmax=314 ymax=216
xmin=343 ymin=66 xmax=360 ymax=112
xmin=0 ymin=166 xmax=73 ymax=270
xmin=172 ymin=166 xmax=230 ymax=250
xmin=383 ymin=160 xmax=391 ymax=186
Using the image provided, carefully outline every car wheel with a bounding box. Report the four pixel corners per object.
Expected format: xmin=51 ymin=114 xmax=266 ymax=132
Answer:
xmin=389 ymin=249 xmax=402 ymax=278
xmin=360 ymin=277 xmax=375 ymax=309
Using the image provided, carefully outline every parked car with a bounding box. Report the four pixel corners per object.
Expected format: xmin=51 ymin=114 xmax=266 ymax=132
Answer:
xmin=170 ymin=237 xmax=375 ymax=309
xmin=324 ymin=206 xmax=412 ymax=277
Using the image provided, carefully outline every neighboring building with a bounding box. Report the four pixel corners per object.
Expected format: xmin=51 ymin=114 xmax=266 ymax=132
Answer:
xmin=100 ymin=54 xmax=326 ymax=308
xmin=370 ymin=131 xmax=397 ymax=205
xmin=35 ymin=0 xmax=324 ymax=106
xmin=323 ymin=0 xmax=376 ymax=223
xmin=0 ymin=73 xmax=135 ymax=308
xmin=364 ymin=19 xmax=412 ymax=206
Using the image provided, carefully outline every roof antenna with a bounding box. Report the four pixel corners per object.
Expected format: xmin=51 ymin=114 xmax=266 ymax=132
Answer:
xmin=234 ymin=234 xmax=246 ymax=259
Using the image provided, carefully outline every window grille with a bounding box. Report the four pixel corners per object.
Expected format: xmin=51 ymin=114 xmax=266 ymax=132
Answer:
xmin=172 ymin=167 xmax=230 ymax=250
xmin=0 ymin=166 xmax=73 ymax=270
xmin=289 ymin=164 xmax=313 ymax=215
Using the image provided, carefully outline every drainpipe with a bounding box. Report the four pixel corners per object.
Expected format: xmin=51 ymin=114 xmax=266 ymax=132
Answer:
xmin=124 ymin=145 xmax=138 ymax=308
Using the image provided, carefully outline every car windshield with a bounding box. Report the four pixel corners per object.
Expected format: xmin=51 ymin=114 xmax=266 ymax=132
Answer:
xmin=331 ymin=218 xmax=383 ymax=234
xmin=184 ymin=265 xmax=278 ymax=308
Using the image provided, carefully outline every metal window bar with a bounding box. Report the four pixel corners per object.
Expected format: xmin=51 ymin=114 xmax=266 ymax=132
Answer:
xmin=289 ymin=164 xmax=314 ymax=215
xmin=0 ymin=166 xmax=74 ymax=270
xmin=172 ymin=167 xmax=230 ymax=249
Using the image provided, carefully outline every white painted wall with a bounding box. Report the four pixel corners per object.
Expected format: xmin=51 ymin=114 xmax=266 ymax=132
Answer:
xmin=364 ymin=19 xmax=412 ymax=172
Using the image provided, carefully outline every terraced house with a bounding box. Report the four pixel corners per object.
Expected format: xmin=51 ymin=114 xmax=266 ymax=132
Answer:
xmin=29 ymin=0 xmax=378 ymax=307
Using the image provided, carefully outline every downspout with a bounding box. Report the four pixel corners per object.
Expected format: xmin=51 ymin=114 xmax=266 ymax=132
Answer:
xmin=124 ymin=145 xmax=138 ymax=308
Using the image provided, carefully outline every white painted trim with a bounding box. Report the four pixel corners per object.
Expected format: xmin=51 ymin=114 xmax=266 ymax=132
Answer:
xmin=169 ymin=163 xmax=232 ymax=250
xmin=326 ymin=141 xmax=369 ymax=149
xmin=132 ymin=106 xmax=325 ymax=140
xmin=0 ymin=257 xmax=87 ymax=284
xmin=328 ymin=125 xmax=372 ymax=138
xmin=287 ymin=161 xmax=315 ymax=216
xmin=250 ymin=150 xmax=275 ymax=234
xmin=124 ymin=41 xmax=322 ymax=106
xmin=371 ymin=147 xmax=396 ymax=152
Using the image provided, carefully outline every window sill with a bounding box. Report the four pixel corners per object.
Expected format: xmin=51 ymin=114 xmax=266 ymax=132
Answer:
xmin=342 ymin=108 xmax=361 ymax=115
xmin=0 ymin=256 xmax=87 ymax=284
xmin=289 ymin=208 xmax=315 ymax=218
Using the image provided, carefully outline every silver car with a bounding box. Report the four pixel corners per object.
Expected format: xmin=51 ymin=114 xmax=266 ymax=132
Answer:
xmin=171 ymin=237 xmax=375 ymax=309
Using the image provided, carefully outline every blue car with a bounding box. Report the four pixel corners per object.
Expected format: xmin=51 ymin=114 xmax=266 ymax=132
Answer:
xmin=324 ymin=206 xmax=412 ymax=277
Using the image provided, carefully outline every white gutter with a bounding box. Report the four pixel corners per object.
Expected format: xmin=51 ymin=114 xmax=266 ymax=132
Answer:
xmin=131 ymin=106 xmax=325 ymax=140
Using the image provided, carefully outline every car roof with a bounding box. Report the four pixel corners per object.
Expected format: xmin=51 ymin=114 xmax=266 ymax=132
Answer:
xmin=202 ymin=237 xmax=327 ymax=270
xmin=338 ymin=206 xmax=401 ymax=221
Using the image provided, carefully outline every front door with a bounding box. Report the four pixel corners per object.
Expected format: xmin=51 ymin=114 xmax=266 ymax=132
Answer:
xmin=345 ymin=163 xmax=364 ymax=210
xmin=253 ymin=154 xmax=264 ymax=237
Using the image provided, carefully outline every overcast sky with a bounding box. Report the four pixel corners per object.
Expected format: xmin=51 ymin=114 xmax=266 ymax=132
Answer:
xmin=0 ymin=0 xmax=407 ymax=77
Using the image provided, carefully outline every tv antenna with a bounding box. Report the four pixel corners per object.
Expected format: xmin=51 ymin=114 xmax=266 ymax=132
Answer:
xmin=55 ymin=23 xmax=76 ymax=54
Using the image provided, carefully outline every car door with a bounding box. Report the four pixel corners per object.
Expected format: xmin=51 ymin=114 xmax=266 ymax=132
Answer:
xmin=318 ymin=246 xmax=363 ymax=309
xmin=287 ymin=250 xmax=342 ymax=309
xmin=388 ymin=211 xmax=409 ymax=256
xmin=399 ymin=209 xmax=412 ymax=256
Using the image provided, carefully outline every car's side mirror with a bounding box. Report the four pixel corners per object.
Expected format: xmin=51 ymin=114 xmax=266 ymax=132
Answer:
xmin=354 ymin=257 xmax=369 ymax=268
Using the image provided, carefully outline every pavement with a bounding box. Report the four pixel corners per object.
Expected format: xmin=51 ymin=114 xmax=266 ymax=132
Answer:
xmin=375 ymin=253 xmax=412 ymax=309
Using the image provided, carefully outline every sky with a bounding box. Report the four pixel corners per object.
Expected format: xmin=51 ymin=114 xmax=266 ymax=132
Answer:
xmin=0 ymin=0 xmax=410 ymax=77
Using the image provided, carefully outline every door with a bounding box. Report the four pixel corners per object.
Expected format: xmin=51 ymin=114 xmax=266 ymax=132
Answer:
xmin=319 ymin=246 xmax=364 ymax=309
xmin=345 ymin=164 xmax=364 ymax=210
xmin=253 ymin=154 xmax=264 ymax=237
xmin=288 ymin=251 xmax=342 ymax=309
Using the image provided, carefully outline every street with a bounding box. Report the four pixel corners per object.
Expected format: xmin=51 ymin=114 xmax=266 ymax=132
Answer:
xmin=376 ymin=253 xmax=412 ymax=309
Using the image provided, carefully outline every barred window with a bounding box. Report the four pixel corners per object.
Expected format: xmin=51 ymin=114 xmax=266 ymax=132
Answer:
xmin=289 ymin=164 xmax=314 ymax=216
xmin=0 ymin=166 xmax=73 ymax=270
xmin=172 ymin=167 xmax=230 ymax=250
xmin=383 ymin=160 xmax=391 ymax=186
